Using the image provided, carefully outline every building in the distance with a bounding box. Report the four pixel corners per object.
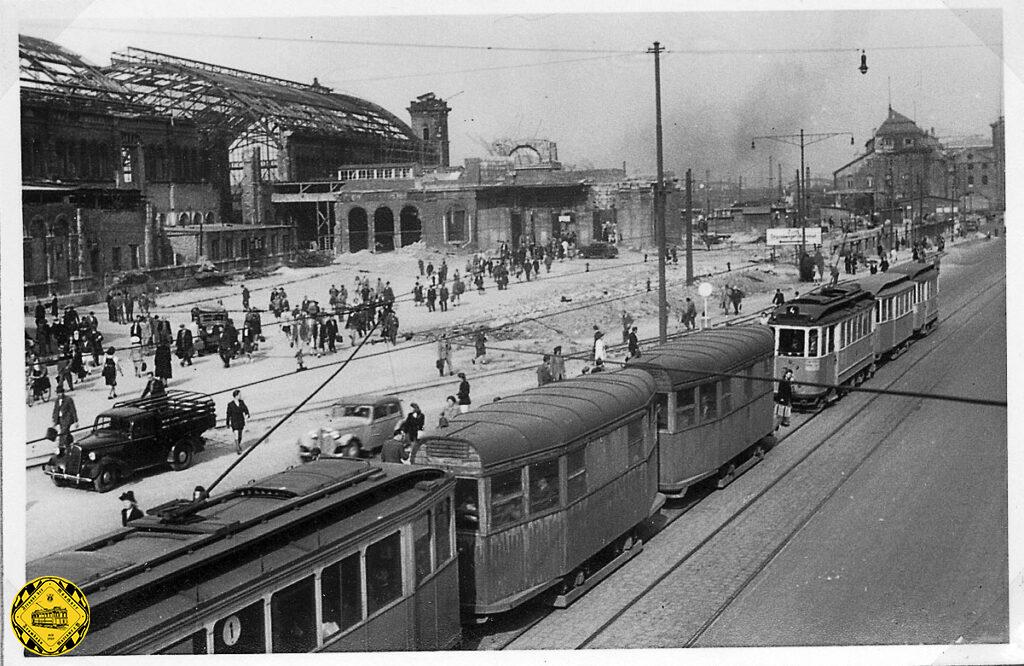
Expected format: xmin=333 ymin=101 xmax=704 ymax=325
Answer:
xmin=831 ymin=106 xmax=1005 ymax=223
xmin=20 ymin=35 xmax=444 ymax=301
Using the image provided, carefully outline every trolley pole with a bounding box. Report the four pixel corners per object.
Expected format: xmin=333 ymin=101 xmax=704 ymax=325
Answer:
xmin=799 ymin=129 xmax=806 ymax=257
xmin=685 ymin=168 xmax=694 ymax=285
xmin=649 ymin=41 xmax=668 ymax=343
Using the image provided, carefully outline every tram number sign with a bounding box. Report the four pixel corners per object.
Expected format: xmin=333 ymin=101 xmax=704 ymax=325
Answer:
xmin=766 ymin=227 xmax=822 ymax=246
xmin=221 ymin=615 xmax=242 ymax=646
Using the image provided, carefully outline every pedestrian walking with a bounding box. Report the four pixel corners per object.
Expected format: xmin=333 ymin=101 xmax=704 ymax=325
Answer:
xmin=457 ymin=373 xmax=471 ymax=413
xmin=401 ymin=403 xmax=426 ymax=444
xmin=772 ymin=289 xmax=785 ymax=307
xmin=627 ymin=327 xmax=640 ymax=359
xmin=721 ymin=285 xmax=731 ymax=315
xmin=141 ymin=372 xmax=166 ymax=399
xmin=52 ymin=386 xmax=78 ymax=450
xmin=439 ymin=284 xmax=450 ymax=312
xmin=438 ymin=395 xmax=459 ymax=428
xmin=226 ymin=389 xmax=250 ymax=454
xmin=55 ymin=350 xmax=74 ymax=392
xmin=684 ymin=298 xmax=698 ymax=330
xmin=830 ymin=264 xmax=841 ymax=287
xmin=426 ymin=285 xmax=437 ymax=312
xmin=176 ymin=323 xmax=194 ymax=366
xmin=436 ymin=335 xmax=453 ymax=376
xmin=418 ymin=258 xmax=425 ymax=276
xmin=775 ymin=369 xmax=794 ymax=427
xmin=102 ymin=347 xmax=122 ymax=399
xmin=472 ymin=330 xmax=487 ymax=365
xmin=593 ymin=331 xmax=607 ymax=364
xmin=537 ymin=355 xmax=553 ymax=386
xmin=550 ymin=345 xmax=566 ymax=381
xmin=241 ymin=285 xmax=250 ymax=311
xmin=730 ymin=286 xmax=744 ymax=314
xmin=621 ymin=310 xmax=634 ymax=344
xmin=154 ymin=343 xmax=172 ymax=383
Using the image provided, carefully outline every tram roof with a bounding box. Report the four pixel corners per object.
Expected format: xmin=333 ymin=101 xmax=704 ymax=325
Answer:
xmin=625 ymin=327 xmax=774 ymax=391
xmin=768 ymin=283 xmax=874 ymax=325
xmin=853 ymin=271 xmax=914 ymax=298
xmin=890 ymin=260 xmax=939 ymax=281
xmin=28 ymin=460 xmax=448 ymax=605
xmin=418 ymin=369 xmax=656 ymax=469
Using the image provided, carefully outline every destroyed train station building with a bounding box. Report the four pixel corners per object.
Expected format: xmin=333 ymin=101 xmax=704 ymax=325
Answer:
xmin=20 ymin=35 xmax=678 ymax=301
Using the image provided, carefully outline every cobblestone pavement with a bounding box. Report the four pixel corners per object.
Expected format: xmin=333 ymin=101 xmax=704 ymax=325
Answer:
xmin=510 ymin=238 xmax=1001 ymax=649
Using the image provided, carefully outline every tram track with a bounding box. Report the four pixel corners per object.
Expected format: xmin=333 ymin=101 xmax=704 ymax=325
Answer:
xmin=471 ymin=264 xmax=1001 ymax=651
xmin=572 ymin=269 xmax=1005 ymax=649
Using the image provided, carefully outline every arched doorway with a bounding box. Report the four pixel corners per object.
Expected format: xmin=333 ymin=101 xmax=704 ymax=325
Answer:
xmin=348 ymin=207 xmax=369 ymax=252
xmin=399 ymin=206 xmax=422 ymax=246
xmin=374 ymin=206 xmax=395 ymax=252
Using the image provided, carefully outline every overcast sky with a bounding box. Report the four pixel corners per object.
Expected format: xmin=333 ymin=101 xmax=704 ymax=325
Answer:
xmin=16 ymin=2 xmax=1004 ymax=185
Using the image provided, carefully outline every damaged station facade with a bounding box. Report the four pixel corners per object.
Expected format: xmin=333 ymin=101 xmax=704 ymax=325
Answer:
xmin=21 ymin=35 xmax=680 ymax=302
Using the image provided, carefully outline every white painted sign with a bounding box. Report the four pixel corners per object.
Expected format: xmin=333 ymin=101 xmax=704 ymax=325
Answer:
xmin=766 ymin=227 xmax=823 ymax=246
xmin=698 ymin=282 xmax=714 ymax=298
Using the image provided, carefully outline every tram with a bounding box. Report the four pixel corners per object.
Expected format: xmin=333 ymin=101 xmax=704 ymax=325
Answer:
xmin=891 ymin=261 xmax=940 ymax=335
xmin=628 ymin=327 xmax=777 ymax=498
xmin=28 ymin=459 xmax=460 ymax=654
xmin=411 ymin=368 xmax=662 ymax=618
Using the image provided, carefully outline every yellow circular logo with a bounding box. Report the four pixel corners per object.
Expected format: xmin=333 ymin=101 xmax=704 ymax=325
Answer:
xmin=11 ymin=576 xmax=90 ymax=656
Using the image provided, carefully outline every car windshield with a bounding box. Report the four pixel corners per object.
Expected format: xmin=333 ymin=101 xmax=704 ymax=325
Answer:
xmin=94 ymin=415 xmax=130 ymax=432
xmin=333 ymin=404 xmax=372 ymax=419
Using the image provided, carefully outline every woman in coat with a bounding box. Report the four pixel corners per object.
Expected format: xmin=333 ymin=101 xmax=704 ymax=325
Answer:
xmin=775 ymin=368 xmax=794 ymax=427
xmin=154 ymin=343 xmax=173 ymax=383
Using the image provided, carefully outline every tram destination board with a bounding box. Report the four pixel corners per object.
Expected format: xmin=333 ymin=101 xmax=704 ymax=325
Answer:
xmin=766 ymin=227 xmax=823 ymax=246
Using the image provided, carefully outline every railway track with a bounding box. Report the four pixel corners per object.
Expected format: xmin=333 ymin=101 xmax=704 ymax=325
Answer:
xmin=467 ymin=266 xmax=1002 ymax=651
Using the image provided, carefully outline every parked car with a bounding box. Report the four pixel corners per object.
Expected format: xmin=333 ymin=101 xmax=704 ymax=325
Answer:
xmin=578 ymin=242 xmax=619 ymax=259
xmin=43 ymin=390 xmax=216 ymax=492
xmin=298 ymin=395 xmax=404 ymax=461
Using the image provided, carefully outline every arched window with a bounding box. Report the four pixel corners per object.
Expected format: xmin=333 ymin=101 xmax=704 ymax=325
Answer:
xmin=422 ymin=126 xmax=430 ymax=141
xmin=178 ymin=212 xmax=190 ymax=226
xmin=192 ymin=212 xmax=203 ymax=226
xmin=205 ymin=211 xmax=215 ymax=225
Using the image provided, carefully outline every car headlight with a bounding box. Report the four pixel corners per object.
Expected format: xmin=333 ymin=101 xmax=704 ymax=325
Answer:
xmin=88 ymin=452 xmax=97 ymax=461
xmin=54 ymin=448 xmax=61 ymax=456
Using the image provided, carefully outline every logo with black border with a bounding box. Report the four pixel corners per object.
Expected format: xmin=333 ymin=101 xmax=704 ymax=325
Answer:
xmin=11 ymin=576 xmax=90 ymax=656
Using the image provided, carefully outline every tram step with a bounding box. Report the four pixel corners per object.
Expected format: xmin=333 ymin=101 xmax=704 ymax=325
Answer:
xmin=551 ymin=543 xmax=644 ymax=609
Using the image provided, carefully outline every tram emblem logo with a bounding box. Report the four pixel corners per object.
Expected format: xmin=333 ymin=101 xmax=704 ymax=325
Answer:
xmin=11 ymin=576 xmax=90 ymax=656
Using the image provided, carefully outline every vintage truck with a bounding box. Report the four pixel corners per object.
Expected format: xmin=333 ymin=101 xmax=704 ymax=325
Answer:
xmin=43 ymin=390 xmax=216 ymax=492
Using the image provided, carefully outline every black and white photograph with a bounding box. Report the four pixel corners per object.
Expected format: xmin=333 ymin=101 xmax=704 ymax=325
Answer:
xmin=1 ymin=1 xmax=1020 ymax=662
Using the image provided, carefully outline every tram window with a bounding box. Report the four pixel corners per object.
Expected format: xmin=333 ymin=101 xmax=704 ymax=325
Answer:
xmin=435 ymin=497 xmax=452 ymax=564
xmin=778 ymin=329 xmax=805 ymax=357
xmin=720 ymin=379 xmax=733 ymax=413
xmin=490 ymin=469 xmax=524 ymax=528
xmin=807 ymin=329 xmax=819 ymax=357
xmin=366 ymin=532 xmax=403 ymax=615
xmin=414 ymin=513 xmax=433 ymax=585
xmin=655 ymin=393 xmax=669 ymax=429
xmin=159 ymin=631 xmax=208 ymax=655
xmin=455 ymin=478 xmax=479 ymax=531
xmin=528 ymin=459 xmax=561 ymax=515
xmin=271 ymin=576 xmax=316 ymax=653
xmin=827 ymin=326 xmax=835 ymax=353
xmin=699 ymin=383 xmax=718 ymax=421
xmin=213 ymin=600 xmax=264 ymax=654
xmin=675 ymin=386 xmax=696 ymax=427
xmin=567 ymin=448 xmax=587 ymax=502
xmin=321 ymin=552 xmax=362 ymax=636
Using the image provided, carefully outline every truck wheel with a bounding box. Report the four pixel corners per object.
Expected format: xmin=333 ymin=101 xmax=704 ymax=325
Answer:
xmin=93 ymin=465 xmax=119 ymax=493
xmin=169 ymin=442 xmax=194 ymax=471
xmin=51 ymin=476 xmax=67 ymax=488
xmin=341 ymin=440 xmax=362 ymax=458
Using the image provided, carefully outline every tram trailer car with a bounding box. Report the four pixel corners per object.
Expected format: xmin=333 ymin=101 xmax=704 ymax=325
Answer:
xmin=411 ymin=368 xmax=662 ymax=620
xmin=891 ymin=261 xmax=940 ymax=335
xmin=628 ymin=327 xmax=778 ymax=498
xmin=28 ymin=459 xmax=461 ymax=654
xmin=858 ymin=272 xmax=917 ymax=360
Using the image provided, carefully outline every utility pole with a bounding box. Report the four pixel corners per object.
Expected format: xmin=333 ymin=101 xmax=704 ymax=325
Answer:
xmin=685 ymin=169 xmax=693 ymax=285
xmin=648 ymin=41 xmax=668 ymax=343
xmin=752 ymin=129 xmax=853 ymax=260
xmin=768 ymin=154 xmax=774 ymax=195
xmin=777 ymin=162 xmax=783 ymax=198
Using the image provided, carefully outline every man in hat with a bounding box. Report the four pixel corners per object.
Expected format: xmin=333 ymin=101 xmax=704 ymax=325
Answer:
xmin=176 ymin=323 xmax=194 ymax=366
xmin=119 ymin=491 xmax=143 ymax=526
xmin=52 ymin=386 xmax=78 ymax=451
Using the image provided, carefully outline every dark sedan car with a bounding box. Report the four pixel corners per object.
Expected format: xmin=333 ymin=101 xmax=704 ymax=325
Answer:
xmin=578 ymin=242 xmax=619 ymax=258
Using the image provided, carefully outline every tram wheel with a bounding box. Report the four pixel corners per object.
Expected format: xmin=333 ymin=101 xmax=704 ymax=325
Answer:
xmin=753 ymin=444 xmax=766 ymax=461
xmin=573 ymin=569 xmax=586 ymax=588
xmin=716 ymin=463 xmax=736 ymax=489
